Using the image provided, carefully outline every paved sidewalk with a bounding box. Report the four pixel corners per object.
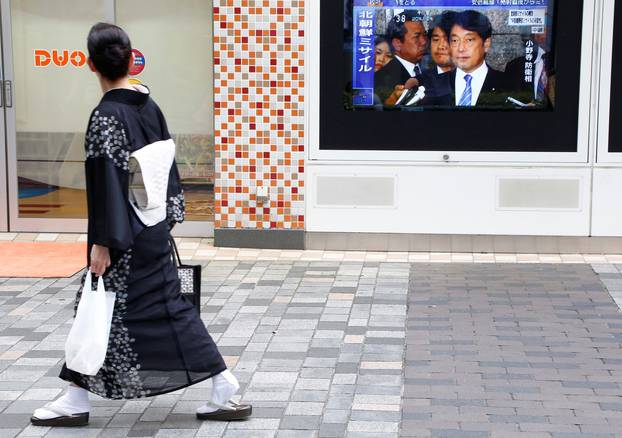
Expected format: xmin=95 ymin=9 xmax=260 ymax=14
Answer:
xmin=405 ymin=264 xmax=622 ymax=437
xmin=3 ymin=232 xmax=622 ymax=264
xmin=0 ymin=261 xmax=621 ymax=437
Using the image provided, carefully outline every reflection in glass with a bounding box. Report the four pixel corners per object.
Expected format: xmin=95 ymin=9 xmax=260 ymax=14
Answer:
xmin=12 ymin=0 xmax=106 ymax=218
xmin=12 ymin=0 xmax=214 ymax=222
xmin=117 ymin=0 xmax=215 ymax=222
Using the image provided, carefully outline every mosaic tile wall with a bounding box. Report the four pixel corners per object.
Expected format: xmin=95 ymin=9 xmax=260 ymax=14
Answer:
xmin=213 ymin=0 xmax=305 ymax=230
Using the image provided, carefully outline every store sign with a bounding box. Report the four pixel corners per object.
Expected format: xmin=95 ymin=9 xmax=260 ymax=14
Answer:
xmin=34 ymin=49 xmax=87 ymax=68
xmin=129 ymin=49 xmax=146 ymax=76
xmin=33 ymin=48 xmax=145 ymax=74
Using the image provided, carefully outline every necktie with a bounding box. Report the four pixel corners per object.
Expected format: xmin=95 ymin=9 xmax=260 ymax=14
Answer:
xmin=413 ymin=64 xmax=422 ymax=77
xmin=536 ymin=67 xmax=548 ymax=102
xmin=458 ymin=74 xmax=472 ymax=106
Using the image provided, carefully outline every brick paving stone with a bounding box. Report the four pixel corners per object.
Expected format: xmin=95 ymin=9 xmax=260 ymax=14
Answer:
xmin=280 ymin=415 xmax=322 ymax=430
xmin=1 ymin=261 xmax=622 ymax=437
xmin=277 ymin=431 xmax=317 ymax=438
xmin=285 ymin=402 xmax=325 ymax=416
xmin=403 ymin=264 xmax=622 ymax=438
xmin=319 ymin=423 xmax=347 ymax=437
xmin=45 ymin=430 xmax=105 ymax=438
xmin=222 ymin=431 xmax=276 ymax=438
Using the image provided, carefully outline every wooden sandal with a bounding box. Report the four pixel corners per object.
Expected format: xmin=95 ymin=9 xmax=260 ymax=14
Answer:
xmin=196 ymin=400 xmax=252 ymax=421
xmin=30 ymin=404 xmax=89 ymax=427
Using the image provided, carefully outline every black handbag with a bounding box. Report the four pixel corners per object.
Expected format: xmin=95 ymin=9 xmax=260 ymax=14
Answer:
xmin=170 ymin=236 xmax=201 ymax=314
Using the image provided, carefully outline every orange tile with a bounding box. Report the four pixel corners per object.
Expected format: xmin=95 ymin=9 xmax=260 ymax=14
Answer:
xmin=0 ymin=242 xmax=86 ymax=278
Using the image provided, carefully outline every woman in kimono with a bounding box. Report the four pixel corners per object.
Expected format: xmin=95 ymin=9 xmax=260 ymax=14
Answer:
xmin=31 ymin=23 xmax=252 ymax=427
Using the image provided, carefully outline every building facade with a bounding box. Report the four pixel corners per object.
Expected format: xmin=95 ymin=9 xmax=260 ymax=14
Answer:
xmin=1 ymin=0 xmax=622 ymax=253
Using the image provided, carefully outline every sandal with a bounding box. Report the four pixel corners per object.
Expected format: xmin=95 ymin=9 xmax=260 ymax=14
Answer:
xmin=30 ymin=403 xmax=89 ymax=427
xmin=196 ymin=400 xmax=252 ymax=421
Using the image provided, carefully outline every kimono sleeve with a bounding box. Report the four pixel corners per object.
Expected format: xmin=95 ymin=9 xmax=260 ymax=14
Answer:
xmin=84 ymin=109 xmax=133 ymax=250
xmin=166 ymin=160 xmax=185 ymax=229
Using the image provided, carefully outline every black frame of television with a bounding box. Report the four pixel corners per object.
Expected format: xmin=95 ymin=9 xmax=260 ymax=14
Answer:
xmin=319 ymin=0 xmax=585 ymax=153
xmin=609 ymin=1 xmax=622 ymax=153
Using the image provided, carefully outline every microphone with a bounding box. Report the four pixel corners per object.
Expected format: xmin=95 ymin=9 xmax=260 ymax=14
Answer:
xmin=398 ymin=86 xmax=426 ymax=106
xmin=506 ymin=96 xmax=528 ymax=107
xmin=406 ymin=86 xmax=426 ymax=106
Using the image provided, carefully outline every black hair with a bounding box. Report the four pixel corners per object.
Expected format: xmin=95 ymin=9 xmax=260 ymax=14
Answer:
xmin=87 ymin=22 xmax=132 ymax=81
xmin=387 ymin=10 xmax=425 ymax=48
xmin=374 ymin=36 xmax=390 ymax=47
xmin=452 ymin=10 xmax=493 ymax=41
xmin=428 ymin=11 xmax=457 ymax=40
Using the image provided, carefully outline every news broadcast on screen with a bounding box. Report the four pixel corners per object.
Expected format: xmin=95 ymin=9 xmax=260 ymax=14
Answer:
xmin=346 ymin=0 xmax=555 ymax=111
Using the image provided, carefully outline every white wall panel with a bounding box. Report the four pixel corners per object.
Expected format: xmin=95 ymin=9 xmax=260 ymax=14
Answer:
xmin=307 ymin=164 xmax=591 ymax=236
xmin=592 ymin=168 xmax=622 ymax=236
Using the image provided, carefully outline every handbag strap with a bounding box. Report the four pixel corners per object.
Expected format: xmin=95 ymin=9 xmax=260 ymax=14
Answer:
xmin=169 ymin=235 xmax=182 ymax=267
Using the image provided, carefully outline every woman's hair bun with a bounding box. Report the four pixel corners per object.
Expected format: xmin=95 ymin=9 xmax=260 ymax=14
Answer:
xmin=87 ymin=23 xmax=132 ymax=81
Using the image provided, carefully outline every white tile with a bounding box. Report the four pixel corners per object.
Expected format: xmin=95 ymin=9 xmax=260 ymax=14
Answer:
xmin=35 ymin=233 xmax=59 ymax=242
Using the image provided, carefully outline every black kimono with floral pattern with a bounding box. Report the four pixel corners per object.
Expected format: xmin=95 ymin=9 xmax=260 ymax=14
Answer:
xmin=59 ymin=87 xmax=226 ymax=399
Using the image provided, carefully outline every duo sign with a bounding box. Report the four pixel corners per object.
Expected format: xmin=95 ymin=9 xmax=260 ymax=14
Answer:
xmin=34 ymin=50 xmax=86 ymax=67
xmin=34 ymin=49 xmax=146 ymax=75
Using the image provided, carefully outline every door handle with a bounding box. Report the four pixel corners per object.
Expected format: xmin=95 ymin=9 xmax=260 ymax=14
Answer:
xmin=4 ymin=80 xmax=12 ymax=108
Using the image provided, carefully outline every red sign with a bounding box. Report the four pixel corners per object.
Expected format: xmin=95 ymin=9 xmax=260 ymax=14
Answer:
xmin=130 ymin=49 xmax=146 ymax=76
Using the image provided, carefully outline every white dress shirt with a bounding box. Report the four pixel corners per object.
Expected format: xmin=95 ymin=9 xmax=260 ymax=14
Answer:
xmin=454 ymin=62 xmax=489 ymax=106
xmin=533 ymin=47 xmax=546 ymax=99
xmin=395 ymin=55 xmax=421 ymax=77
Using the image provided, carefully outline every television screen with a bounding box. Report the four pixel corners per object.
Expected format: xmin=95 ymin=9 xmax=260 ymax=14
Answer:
xmin=346 ymin=0 xmax=556 ymax=111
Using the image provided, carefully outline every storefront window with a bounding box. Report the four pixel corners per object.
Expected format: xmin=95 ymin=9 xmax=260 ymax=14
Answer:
xmin=117 ymin=0 xmax=215 ymax=222
xmin=10 ymin=0 xmax=214 ymax=222
xmin=11 ymin=0 xmax=105 ymax=219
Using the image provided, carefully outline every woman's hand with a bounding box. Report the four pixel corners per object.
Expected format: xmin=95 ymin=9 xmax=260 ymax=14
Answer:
xmin=90 ymin=244 xmax=111 ymax=276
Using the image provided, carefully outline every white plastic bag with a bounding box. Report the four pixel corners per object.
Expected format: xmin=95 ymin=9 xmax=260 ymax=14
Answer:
xmin=65 ymin=271 xmax=116 ymax=376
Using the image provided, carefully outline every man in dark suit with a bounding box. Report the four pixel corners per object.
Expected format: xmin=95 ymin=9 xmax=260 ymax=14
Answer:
xmin=505 ymin=30 xmax=551 ymax=106
xmin=427 ymin=11 xmax=457 ymax=75
xmin=375 ymin=10 xmax=427 ymax=106
xmin=439 ymin=63 xmax=507 ymax=107
xmin=434 ymin=10 xmax=508 ymax=107
xmin=415 ymin=11 xmax=457 ymax=105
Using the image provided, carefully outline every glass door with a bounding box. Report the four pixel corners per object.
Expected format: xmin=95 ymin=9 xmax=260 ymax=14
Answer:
xmin=115 ymin=0 xmax=215 ymax=236
xmin=2 ymin=0 xmax=214 ymax=235
xmin=0 ymin=29 xmax=6 ymax=232
xmin=2 ymin=0 xmax=110 ymax=232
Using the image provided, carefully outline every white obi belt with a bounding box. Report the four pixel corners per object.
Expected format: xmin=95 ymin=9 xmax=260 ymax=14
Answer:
xmin=128 ymin=139 xmax=176 ymax=226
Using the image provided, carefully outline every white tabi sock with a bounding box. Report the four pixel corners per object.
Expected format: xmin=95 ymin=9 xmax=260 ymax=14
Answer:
xmin=32 ymin=385 xmax=91 ymax=420
xmin=196 ymin=369 xmax=240 ymax=414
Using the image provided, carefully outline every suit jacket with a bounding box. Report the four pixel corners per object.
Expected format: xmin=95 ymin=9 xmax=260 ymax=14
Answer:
xmin=420 ymin=65 xmax=510 ymax=107
xmin=505 ymin=53 xmax=550 ymax=105
xmin=418 ymin=68 xmax=452 ymax=105
xmin=374 ymin=57 xmax=420 ymax=104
